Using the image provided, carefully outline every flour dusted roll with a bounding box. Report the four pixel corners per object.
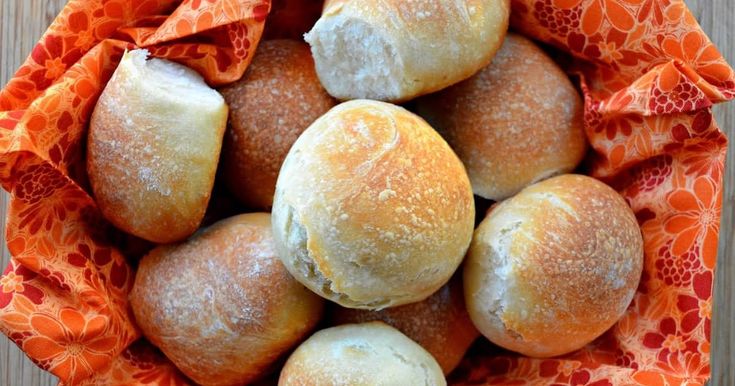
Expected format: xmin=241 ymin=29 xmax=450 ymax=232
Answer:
xmin=279 ymin=322 xmax=445 ymax=385
xmin=220 ymin=40 xmax=336 ymax=209
xmin=130 ymin=213 xmax=324 ymax=386
xmin=305 ymin=0 xmax=510 ymax=102
xmin=272 ymin=100 xmax=475 ymax=309
xmin=464 ymin=175 xmax=644 ymax=358
xmin=330 ymin=275 xmax=478 ymax=374
xmin=88 ymin=49 xmax=227 ymax=243
xmin=416 ymin=33 xmax=587 ymax=200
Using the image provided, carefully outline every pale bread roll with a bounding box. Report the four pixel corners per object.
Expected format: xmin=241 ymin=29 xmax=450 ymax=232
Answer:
xmin=464 ymin=174 xmax=643 ymax=357
xmin=88 ymin=49 xmax=227 ymax=243
xmin=272 ymin=100 xmax=475 ymax=309
xmin=415 ymin=33 xmax=587 ymax=200
xmin=305 ymin=0 xmax=510 ymax=102
xmin=330 ymin=275 xmax=478 ymax=374
xmin=130 ymin=213 xmax=324 ymax=386
xmin=220 ymin=40 xmax=336 ymax=209
xmin=279 ymin=322 xmax=446 ymax=386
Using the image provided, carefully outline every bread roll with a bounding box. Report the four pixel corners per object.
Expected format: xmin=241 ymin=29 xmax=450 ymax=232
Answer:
xmin=330 ymin=275 xmax=478 ymax=374
xmin=464 ymin=174 xmax=643 ymax=358
xmin=130 ymin=213 xmax=324 ymax=386
xmin=272 ymin=100 xmax=475 ymax=309
xmin=304 ymin=0 xmax=510 ymax=102
xmin=279 ymin=322 xmax=446 ymax=385
xmin=219 ymin=40 xmax=336 ymax=209
xmin=88 ymin=49 xmax=227 ymax=243
xmin=415 ymin=33 xmax=587 ymax=201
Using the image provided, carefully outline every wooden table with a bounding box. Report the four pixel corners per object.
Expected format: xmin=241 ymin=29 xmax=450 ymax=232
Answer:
xmin=1 ymin=0 xmax=733 ymax=385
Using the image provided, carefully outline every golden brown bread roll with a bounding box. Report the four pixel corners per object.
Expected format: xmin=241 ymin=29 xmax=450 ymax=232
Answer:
xmin=130 ymin=213 xmax=324 ymax=386
xmin=415 ymin=33 xmax=587 ymax=200
xmin=279 ymin=322 xmax=446 ymax=385
xmin=464 ymin=174 xmax=643 ymax=358
xmin=329 ymin=275 xmax=479 ymax=375
xmin=305 ymin=0 xmax=510 ymax=102
xmin=219 ymin=39 xmax=336 ymax=209
xmin=87 ymin=49 xmax=227 ymax=243
xmin=272 ymin=100 xmax=475 ymax=310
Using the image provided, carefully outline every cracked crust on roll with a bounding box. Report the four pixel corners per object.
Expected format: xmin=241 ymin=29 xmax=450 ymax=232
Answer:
xmin=464 ymin=174 xmax=644 ymax=357
xmin=272 ymin=100 xmax=475 ymax=309
xmin=87 ymin=49 xmax=227 ymax=243
xmin=305 ymin=0 xmax=510 ymax=102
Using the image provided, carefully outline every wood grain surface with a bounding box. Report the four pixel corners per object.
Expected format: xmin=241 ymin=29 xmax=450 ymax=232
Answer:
xmin=0 ymin=1 xmax=732 ymax=385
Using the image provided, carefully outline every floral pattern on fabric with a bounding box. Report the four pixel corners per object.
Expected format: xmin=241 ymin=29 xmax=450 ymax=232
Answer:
xmin=450 ymin=0 xmax=731 ymax=384
xmin=0 ymin=0 xmax=731 ymax=384
xmin=0 ymin=0 xmax=268 ymax=384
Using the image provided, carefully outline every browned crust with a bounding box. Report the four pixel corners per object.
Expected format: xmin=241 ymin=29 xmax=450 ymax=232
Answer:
xmin=416 ymin=33 xmax=587 ymax=200
xmin=130 ymin=213 xmax=324 ymax=386
xmin=329 ymin=274 xmax=479 ymax=374
xmin=273 ymin=100 xmax=475 ymax=308
xmin=87 ymin=51 xmax=227 ymax=243
xmin=465 ymin=174 xmax=643 ymax=357
xmin=219 ymin=40 xmax=336 ymax=209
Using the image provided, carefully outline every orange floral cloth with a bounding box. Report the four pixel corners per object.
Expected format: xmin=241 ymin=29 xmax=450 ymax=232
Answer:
xmin=0 ymin=0 xmax=731 ymax=385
